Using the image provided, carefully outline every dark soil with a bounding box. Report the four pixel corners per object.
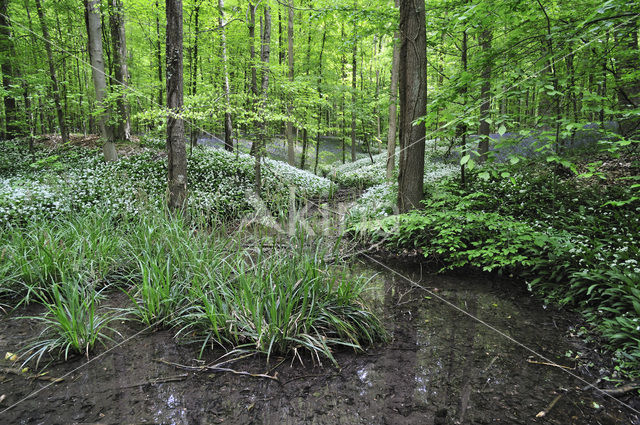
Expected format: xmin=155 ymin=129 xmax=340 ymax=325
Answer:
xmin=1 ymin=262 xmax=639 ymax=425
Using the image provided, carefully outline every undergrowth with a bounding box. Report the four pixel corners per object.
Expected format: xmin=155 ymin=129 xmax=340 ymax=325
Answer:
xmin=1 ymin=209 xmax=386 ymax=366
xmin=351 ymin=154 xmax=640 ymax=377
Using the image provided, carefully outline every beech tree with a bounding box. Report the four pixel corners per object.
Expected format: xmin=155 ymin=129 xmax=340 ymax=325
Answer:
xmin=254 ymin=2 xmax=271 ymax=195
xmin=397 ymin=0 xmax=426 ymax=212
xmin=166 ymin=0 xmax=187 ymax=212
xmin=85 ymin=0 xmax=117 ymax=161
xmin=108 ymin=0 xmax=131 ymax=141
xmin=34 ymin=0 xmax=68 ymax=145
xmin=0 ymin=0 xmax=20 ymax=139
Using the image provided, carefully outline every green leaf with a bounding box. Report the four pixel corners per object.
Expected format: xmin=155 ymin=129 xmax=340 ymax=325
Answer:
xmin=478 ymin=172 xmax=490 ymax=181
xmin=498 ymin=125 xmax=507 ymax=136
xmin=460 ymin=154 xmax=470 ymax=166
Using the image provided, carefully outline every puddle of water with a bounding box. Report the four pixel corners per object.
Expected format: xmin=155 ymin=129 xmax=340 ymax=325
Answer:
xmin=0 ymin=262 xmax=638 ymax=424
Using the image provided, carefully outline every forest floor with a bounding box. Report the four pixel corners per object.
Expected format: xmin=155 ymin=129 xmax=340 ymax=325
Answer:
xmin=2 ymin=179 xmax=640 ymax=424
xmin=1 ymin=264 xmax=639 ymax=424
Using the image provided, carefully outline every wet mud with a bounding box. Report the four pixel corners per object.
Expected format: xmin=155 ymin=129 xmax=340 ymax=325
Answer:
xmin=1 ymin=262 xmax=639 ymax=425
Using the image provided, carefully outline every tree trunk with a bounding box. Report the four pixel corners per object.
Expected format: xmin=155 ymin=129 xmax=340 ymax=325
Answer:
xmin=350 ymin=3 xmax=358 ymax=162
xmin=218 ymin=0 xmax=233 ymax=151
xmin=190 ymin=2 xmax=200 ymax=148
xmin=301 ymin=128 xmax=308 ymax=169
xmin=460 ymin=27 xmax=468 ymax=187
xmin=156 ymin=0 xmax=163 ymax=107
xmin=314 ymin=28 xmax=326 ymax=175
xmin=108 ymin=0 xmax=130 ymax=141
xmin=166 ymin=0 xmax=187 ymax=212
xmin=85 ymin=0 xmax=116 ymax=160
xmin=386 ymin=0 xmax=400 ymax=181
xmin=255 ymin=4 xmax=271 ymax=195
xmin=34 ymin=0 xmax=69 ymax=144
xmin=248 ymin=2 xmax=258 ymax=97
xmin=341 ymin=23 xmax=346 ymax=164
xmin=0 ymin=0 xmax=21 ymax=139
xmin=397 ymin=0 xmax=426 ymax=213
xmin=285 ymin=0 xmax=295 ymax=165
xmin=477 ymin=28 xmax=492 ymax=163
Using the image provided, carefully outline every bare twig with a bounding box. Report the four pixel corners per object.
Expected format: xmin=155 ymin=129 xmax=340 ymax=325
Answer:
xmin=0 ymin=367 xmax=64 ymax=383
xmin=121 ymin=373 xmax=189 ymax=389
xmin=526 ymin=358 xmax=575 ymax=370
xmin=536 ymin=391 xmax=565 ymax=418
xmin=153 ymin=358 xmax=281 ymax=384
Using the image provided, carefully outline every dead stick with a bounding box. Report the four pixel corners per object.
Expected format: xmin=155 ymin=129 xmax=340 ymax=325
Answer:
xmin=0 ymin=367 xmax=64 ymax=383
xmin=153 ymin=358 xmax=280 ymax=384
xmin=526 ymin=358 xmax=575 ymax=370
xmin=121 ymin=373 xmax=189 ymax=389
xmin=536 ymin=392 xmax=565 ymax=418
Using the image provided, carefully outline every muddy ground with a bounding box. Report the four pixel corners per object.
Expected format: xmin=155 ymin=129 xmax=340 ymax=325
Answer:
xmin=1 ymin=262 xmax=639 ymax=425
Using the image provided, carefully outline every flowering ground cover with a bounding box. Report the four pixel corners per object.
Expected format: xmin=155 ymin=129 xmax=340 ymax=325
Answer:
xmin=0 ymin=140 xmax=334 ymax=224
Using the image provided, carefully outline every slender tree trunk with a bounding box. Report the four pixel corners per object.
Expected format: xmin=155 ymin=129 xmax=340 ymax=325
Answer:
xmin=313 ymin=28 xmax=326 ymax=175
xmin=166 ymin=0 xmax=187 ymax=212
xmin=248 ymin=2 xmax=257 ymax=96
xmin=190 ymin=2 xmax=200 ymax=148
xmin=351 ymin=3 xmax=358 ymax=162
xmin=536 ymin=0 xmax=560 ymax=148
xmin=341 ymin=23 xmax=346 ymax=164
xmin=301 ymin=128 xmax=308 ymax=169
xmin=218 ymin=0 xmax=233 ymax=151
xmin=0 ymin=0 xmax=21 ymax=139
xmin=109 ymin=0 xmax=130 ymax=141
xmin=386 ymin=0 xmax=400 ymax=181
xmin=85 ymin=0 xmax=116 ymax=160
xmin=397 ymin=0 xmax=426 ymax=212
xmin=255 ymin=4 xmax=271 ymax=195
xmin=285 ymin=0 xmax=295 ymax=165
xmin=156 ymin=0 xmax=163 ymax=107
xmin=478 ymin=28 xmax=492 ymax=163
xmin=34 ymin=0 xmax=69 ymax=144
xmin=460 ymin=27 xmax=468 ymax=187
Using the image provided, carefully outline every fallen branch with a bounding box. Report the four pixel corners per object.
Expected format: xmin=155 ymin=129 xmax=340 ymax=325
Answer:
xmin=535 ymin=392 xmax=565 ymax=418
xmin=526 ymin=358 xmax=575 ymax=370
xmin=0 ymin=367 xmax=64 ymax=383
xmin=154 ymin=358 xmax=281 ymax=384
xmin=599 ymin=382 xmax=640 ymax=396
xmin=121 ymin=373 xmax=189 ymax=389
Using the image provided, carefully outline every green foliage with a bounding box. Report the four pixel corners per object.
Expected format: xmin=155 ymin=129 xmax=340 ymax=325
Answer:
xmin=2 ymin=208 xmax=385 ymax=366
xmin=353 ymin=153 xmax=640 ymax=376
xmin=20 ymin=277 xmax=124 ymax=366
xmin=176 ymin=238 xmax=387 ymax=365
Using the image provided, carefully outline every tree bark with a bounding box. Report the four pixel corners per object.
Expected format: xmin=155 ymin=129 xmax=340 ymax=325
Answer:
xmin=248 ymin=2 xmax=258 ymax=97
xmin=385 ymin=0 xmax=400 ymax=181
xmin=314 ymin=28 xmax=326 ymax=175
xmin=108 ymin=0 xmax=130 ymax=141
xmin=166 ymin=0 xmax=187 ymax=212
xmin=156 ymin=0 xmax=164 ymax=107
xmin=459 ymin=27 xmax=468 ymax=187
xmin=34 ymin=0 xmax=69 ymax=144
xmin=477 ymin=28 xmax=492 ymax=163
xmin=190 ymin=2 xmax=200 ymax=148
xmin=397 ymin=0 xmax=426 ymax=213
xmin=218 ymin=0 xmax=233 ymax=151
xmin=255 ymin=4 xmax=271 ymax=195
xmin=85 ymin=0 xmax=116 ymax=160
xmin=285 ymin=0 xmax=295 ymax=165
xmin=0 ymin=0 xmax=21 ymax=139
xmin=350 ymin=2 xmax=358 ymax=162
